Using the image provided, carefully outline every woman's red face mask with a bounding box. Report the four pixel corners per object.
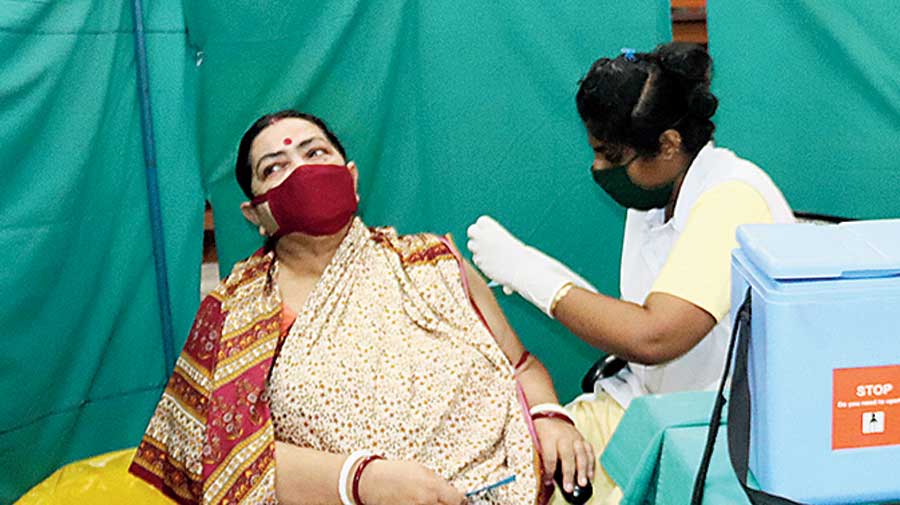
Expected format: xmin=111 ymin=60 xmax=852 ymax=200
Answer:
xmin=251 ymin=164 xmax=358 ymax=238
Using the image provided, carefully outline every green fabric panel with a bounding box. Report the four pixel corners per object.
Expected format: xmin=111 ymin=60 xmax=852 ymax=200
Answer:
xmin=0 ymin=1 xmax=202 ymax=501
xmin=601 ymin=391 xmax=721 ymax=505
xmin=656 ymin=427 xmax=753 ymax=505
xmin=707 ymin=0 xmax=900 ymax=220
xmin=189 ymin=0 xmax=671 ymax=402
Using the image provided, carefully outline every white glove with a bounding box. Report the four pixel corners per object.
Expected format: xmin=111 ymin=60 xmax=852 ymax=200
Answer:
xmin=466 ymin=215 xmax=598 ymax=318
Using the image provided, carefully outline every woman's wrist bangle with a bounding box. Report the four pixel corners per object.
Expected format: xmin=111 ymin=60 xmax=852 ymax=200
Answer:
xmin=339 ymin=450 xmax=374 ymax=505
xmin=531 ymin=411 xmax=575 ymax=426
xmin=352 ymin=454 xmax=384 ymax=505
xmin=529 ymin=403 xmax=575 ymax=425
xmin=549 ymin=282 xmax=575 ymax=316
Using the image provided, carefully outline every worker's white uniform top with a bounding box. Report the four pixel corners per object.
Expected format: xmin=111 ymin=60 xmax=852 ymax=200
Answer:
xmin=599 ymin=143 xmax=794 ymax=408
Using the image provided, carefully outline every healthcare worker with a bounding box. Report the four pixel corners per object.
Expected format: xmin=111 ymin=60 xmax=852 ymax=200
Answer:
xmin=467 ymin=42 xmax=794 ymax=503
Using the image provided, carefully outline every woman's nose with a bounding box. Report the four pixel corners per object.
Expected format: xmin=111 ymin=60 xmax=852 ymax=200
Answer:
xmin=278 ymin=160 xmax=305 ymax=181
xmin=287 ymin=154 xmax=305 ymax=168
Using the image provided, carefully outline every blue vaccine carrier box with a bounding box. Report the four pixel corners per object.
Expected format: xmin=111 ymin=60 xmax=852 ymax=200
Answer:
xmin=731 ymin=219 xmax=900 ymax=504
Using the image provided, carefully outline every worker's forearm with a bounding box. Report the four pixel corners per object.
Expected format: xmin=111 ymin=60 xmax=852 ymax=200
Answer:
xmin=275 ymin=441 xmax=348 ymax=505
xmin=553 ymin=288 xmax=663 ymax=364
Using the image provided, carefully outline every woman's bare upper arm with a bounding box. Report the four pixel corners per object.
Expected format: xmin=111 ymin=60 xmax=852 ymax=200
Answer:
xmin=461 ymin=259 xmax=526 ymax=364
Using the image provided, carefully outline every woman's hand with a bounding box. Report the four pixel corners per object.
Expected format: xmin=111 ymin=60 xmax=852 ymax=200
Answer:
xmin=533 ymin=417 xmax=595 ymax=493
xmin=357 ymin=459 xmax=466 ymax=505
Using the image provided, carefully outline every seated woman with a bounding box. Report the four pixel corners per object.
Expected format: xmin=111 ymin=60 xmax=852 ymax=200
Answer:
xmin=129 ymin=110 xmax=593 ymax=505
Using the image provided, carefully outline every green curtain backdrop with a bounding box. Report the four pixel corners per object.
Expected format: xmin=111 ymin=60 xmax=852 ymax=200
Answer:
xmin=0 ymin=1 xmax=670 ymax=501
xmin=13 ymin=1 xmax=899 ymax=502
xmin=0 ymin=1 xmax=202 ymax=502
xmin=708 ymin=0 xmax=900 ymax=220
xmin=190 ymin=0 xmax=671 ymax=406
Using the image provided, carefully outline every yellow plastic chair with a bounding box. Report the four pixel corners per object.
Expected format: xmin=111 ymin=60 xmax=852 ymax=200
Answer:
xmin=16 ymin=448 xmax=172 ymax=505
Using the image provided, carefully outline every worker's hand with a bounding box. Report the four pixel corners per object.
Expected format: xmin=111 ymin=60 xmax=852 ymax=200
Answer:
xmin=533 ymin=417 xmax=595 ymax=493
xmin=357 ymin=459 xmax=466 ymax=505
xmin=466 ymin=215 xmax=597 ymax=317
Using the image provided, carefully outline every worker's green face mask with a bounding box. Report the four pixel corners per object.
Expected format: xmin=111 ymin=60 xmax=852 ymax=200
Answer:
xmin=591 ymin=156 xmax=674 ymax=210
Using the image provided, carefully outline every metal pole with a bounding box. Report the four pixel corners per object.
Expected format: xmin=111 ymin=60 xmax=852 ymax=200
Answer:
xmin=131 ymin=0 xmax=176 ymax=374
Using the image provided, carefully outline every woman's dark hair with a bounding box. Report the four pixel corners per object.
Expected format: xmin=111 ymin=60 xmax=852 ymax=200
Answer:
xmin=575 ymin=42 xmax=718 ymax=162
xmin=235 ymin=109 xmax=347 ymax=199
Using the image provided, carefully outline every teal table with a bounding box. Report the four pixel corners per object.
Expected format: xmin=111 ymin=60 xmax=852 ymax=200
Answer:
xmin=600 ymin=391 xmax=898 ymax=505
xmin=655 ymin=425 xmax=752 ymax=505
xmin=600 ymin=391 xmax=752 ymax=505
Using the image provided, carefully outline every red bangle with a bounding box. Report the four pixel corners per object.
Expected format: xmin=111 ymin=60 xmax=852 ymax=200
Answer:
xmin=514 ymin=351 xmax=531 ymax=370
xmin=352 ymin=454 xmax=383 ymax=505
xmin=531 ymin=411 xmax=575 ymax=426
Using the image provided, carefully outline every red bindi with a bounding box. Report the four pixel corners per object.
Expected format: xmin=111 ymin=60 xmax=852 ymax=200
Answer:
xmin=283 ymin=137 xmax=292 ymax=145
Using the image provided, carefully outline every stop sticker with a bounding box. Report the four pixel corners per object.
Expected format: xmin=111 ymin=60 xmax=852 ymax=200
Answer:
xmin=833 ymin=365 xmax=900 ymax=450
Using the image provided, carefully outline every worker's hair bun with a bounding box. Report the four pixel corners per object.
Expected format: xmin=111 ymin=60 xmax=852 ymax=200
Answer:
xmin=654 ymin=42 xmax=712 ymax=83
xmin=688 ymin=87 xmax=718 ymax=119
xmin=645 ymin=42 xmax=718 ymax=119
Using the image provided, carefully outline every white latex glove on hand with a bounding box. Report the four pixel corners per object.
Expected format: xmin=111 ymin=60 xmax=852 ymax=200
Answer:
xmin=466 ymin=215 xmax=598 ymax=318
